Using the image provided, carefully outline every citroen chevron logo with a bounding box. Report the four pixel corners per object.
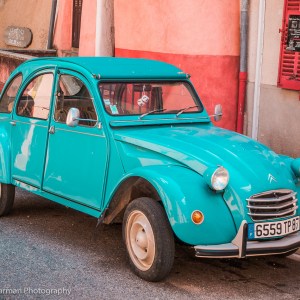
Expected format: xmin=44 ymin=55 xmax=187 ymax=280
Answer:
xmin=268 ymin=174 xmax=277 ymax=183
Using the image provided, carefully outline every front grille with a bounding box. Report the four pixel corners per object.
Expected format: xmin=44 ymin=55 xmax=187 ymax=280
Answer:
xmin=247 ymin=189 xmax=298 ymax=221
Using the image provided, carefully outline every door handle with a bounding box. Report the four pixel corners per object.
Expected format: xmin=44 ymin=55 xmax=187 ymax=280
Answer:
xmin=10 ymin=121 xmax=16 ymax=126
xmin=49 ymin=126 xmax=55 ymax=134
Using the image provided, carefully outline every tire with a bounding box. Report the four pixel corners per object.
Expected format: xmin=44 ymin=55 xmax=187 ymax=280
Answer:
xmin=123 ymin=197 xmax=175 ymax=282
xmin=0 ymin=183 xmax=15 ymax=216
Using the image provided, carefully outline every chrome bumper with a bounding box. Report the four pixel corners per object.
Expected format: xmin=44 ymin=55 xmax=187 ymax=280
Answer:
xmin=194 ymin=221 xmax=300 ymax=258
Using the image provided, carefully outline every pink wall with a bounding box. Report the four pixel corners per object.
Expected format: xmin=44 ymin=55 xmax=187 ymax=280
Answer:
xmin=53 ymin=0 xmax=96 ymax=56
xmin=53 ymin=0 xmax=241 ymax=130
xmin=115 ymin=0 xmax=239 ymax=56
xmin=114 ymin=0 xmax=240 ymax=131
xmin=53 ymin=0 xmax=73 ymax=54
xmin=78 ymin=0 xmax=96 ymax=56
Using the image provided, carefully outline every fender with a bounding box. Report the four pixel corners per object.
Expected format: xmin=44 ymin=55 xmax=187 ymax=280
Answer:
xmin=106 ymin=165 xmax=236 ymax=245
xmin=0 ymin=118 xmax=11 ymax=184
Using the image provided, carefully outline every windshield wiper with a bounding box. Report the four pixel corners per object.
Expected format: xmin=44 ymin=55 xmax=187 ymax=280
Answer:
xmin=176 ymin=105 xmax=200 ymax=117
xmin=139 ymin=108 xmax=166 ymax=119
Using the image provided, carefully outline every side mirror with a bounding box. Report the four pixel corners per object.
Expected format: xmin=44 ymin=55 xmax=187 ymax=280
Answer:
xmin=66 ymin=107 xmax=80 ymax=127
xmin=214 ymin=104 xmax=223 ymax=122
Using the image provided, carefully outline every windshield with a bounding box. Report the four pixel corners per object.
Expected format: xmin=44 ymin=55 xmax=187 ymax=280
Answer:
xmin=99 ymin=82 xmax=203 ymax=116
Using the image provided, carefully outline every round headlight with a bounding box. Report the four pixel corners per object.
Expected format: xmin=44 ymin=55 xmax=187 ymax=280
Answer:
xmin=205 ymin=167 xmax=229 ymax=191
xmin=211 ymin=167 xmax=229 ymax=191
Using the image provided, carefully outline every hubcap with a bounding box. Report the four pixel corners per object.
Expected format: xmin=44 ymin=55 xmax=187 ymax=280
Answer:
xmin=126 ymin=210 xmax=155 ymax=271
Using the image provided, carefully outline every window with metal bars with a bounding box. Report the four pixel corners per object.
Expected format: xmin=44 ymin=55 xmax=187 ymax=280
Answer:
xmin=278 ymin=0 xmax=300 ymax=90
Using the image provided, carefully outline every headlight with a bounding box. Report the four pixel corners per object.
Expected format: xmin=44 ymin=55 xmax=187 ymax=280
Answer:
xmin=204 ymin=166 xmax=229 ymax=191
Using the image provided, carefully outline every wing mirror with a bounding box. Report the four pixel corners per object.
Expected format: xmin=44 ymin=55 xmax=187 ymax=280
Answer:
xmin=66 ymin=108 xmax=80 ymax=127
xmin=214 ymin=104 xmax=223 ymax=122
xmin=66 ymin=107 xmax=99 ymax=127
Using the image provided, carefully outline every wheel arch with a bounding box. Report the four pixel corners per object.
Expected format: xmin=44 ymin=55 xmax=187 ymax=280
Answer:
xmin=102 ymin=165 xmax=237 ymax=246
xmin=102 ymin=175 xmax=161 ymax=224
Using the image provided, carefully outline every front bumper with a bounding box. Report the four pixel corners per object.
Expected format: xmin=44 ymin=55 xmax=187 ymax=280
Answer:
xmin=194 ymin=221 xmax=300 ymax=258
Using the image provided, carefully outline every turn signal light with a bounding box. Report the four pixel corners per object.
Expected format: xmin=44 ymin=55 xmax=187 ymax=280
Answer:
xmin=191 ymin=210 xmax=204 ymax=225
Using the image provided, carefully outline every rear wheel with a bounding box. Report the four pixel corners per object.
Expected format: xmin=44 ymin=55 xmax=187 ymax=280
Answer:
xmin=0 ymin=183 xmax=15 ymax=216
xmin=123 ymin=197 xmax=175 ymax=282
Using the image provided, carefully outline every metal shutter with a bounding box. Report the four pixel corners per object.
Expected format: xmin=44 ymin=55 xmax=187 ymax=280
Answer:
xmin=278 ymin=0 xmax=300 ymax=90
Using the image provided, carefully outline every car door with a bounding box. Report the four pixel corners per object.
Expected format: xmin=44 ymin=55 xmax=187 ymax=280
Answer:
xmin=42 ymin=70 xmax=107 ymax=210
xmin=11 ymin=71 xmax=55 ymax=188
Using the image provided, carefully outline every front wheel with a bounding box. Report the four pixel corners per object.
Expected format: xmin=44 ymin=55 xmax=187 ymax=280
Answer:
xmin=123 ymin=197 xmax=175 ymax=282
xmin=0 ymin=183 xmax=15 ymax=216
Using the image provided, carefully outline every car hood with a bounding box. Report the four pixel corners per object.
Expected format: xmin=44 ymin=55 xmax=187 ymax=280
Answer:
xmin=114 ymin=124 xmax=296 ymax=193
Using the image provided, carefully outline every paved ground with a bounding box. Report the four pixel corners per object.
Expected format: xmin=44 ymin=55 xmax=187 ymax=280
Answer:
xmin=0 ymin=188 xmax=300 ymax=300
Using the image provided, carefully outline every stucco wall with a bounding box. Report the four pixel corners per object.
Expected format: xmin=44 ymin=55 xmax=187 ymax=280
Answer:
xmin=246 ymin=0 xmax=300 ymax=157
xmin=78 ymin=0 xmax=97 ymax=56
xmin=0 ymin=0 xmax=52 ymax=50
xmin=53 ymin=0 xmax=73 ymax=55
xmin=79 ymin=0 xmax=114 ymax=56
xmin=114 ymin=0 xmax=240 ymax=131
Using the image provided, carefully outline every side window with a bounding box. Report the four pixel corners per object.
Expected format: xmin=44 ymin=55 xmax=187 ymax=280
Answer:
xmin=54 ymin=74 xmax=97 ymax=127
xmin=0 ymin=74 xmax=22 ymax=113
xmin=17 ymin=73 xmax=53 ymax=120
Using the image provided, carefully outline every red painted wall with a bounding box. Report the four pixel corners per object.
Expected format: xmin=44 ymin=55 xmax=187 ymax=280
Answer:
xmin=114 ymin=0 xmax=240 ymax=130
xmin=115 ymin=50 xmax=239 ymax=130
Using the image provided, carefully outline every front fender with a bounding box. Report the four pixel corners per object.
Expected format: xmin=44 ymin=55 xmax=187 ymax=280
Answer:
xmin=119 ymin=165 xmax=236 ymax=245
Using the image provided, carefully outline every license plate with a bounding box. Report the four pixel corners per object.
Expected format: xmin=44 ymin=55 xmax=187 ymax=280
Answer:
xmin=248 ymin=216 xmax=300 ymax=239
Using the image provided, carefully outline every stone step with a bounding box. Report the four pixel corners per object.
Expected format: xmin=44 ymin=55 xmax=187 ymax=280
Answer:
xmin=61 ymin=49 xmax=78 ymax=57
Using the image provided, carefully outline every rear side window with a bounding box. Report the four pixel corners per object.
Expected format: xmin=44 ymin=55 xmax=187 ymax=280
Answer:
xmin=17 ymin=73 xmax=53 ymax=120
xmin=0 ymin=74 xmax=22 ymax=113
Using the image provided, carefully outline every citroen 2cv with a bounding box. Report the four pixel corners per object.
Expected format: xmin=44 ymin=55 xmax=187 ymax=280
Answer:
xmin=0 ymin=57 xmax=299 ymax=281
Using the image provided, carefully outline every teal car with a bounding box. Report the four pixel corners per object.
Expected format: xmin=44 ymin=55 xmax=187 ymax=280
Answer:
xmin=0 ymin=57 xmax=300 ymax=281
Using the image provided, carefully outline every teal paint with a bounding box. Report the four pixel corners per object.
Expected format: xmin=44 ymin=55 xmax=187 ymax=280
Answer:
xmin=13 ymin=179 xmax=101 ymax=218
xmin=0 ymin=57 xmax=299 ymax=247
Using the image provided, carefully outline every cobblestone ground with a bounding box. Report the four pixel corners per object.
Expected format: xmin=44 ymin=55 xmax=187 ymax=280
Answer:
xmin=0 ymin=188 xmax=300 ymax=300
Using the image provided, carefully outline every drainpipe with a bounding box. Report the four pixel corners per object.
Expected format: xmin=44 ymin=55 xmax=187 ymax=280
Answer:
xmin=251 ymin=0 xmax=266 ymax=140
xmin=95 ymin=0 xmax=114 ymax=56
xmin=236 ymin=0 xmax=248 ymax=134
xmin=47 ymin=0 xmax=57 ymax=49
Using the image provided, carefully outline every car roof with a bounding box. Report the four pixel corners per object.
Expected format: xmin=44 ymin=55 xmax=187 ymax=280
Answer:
xmin=22 ymin=57 xmax=188 ymax=80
